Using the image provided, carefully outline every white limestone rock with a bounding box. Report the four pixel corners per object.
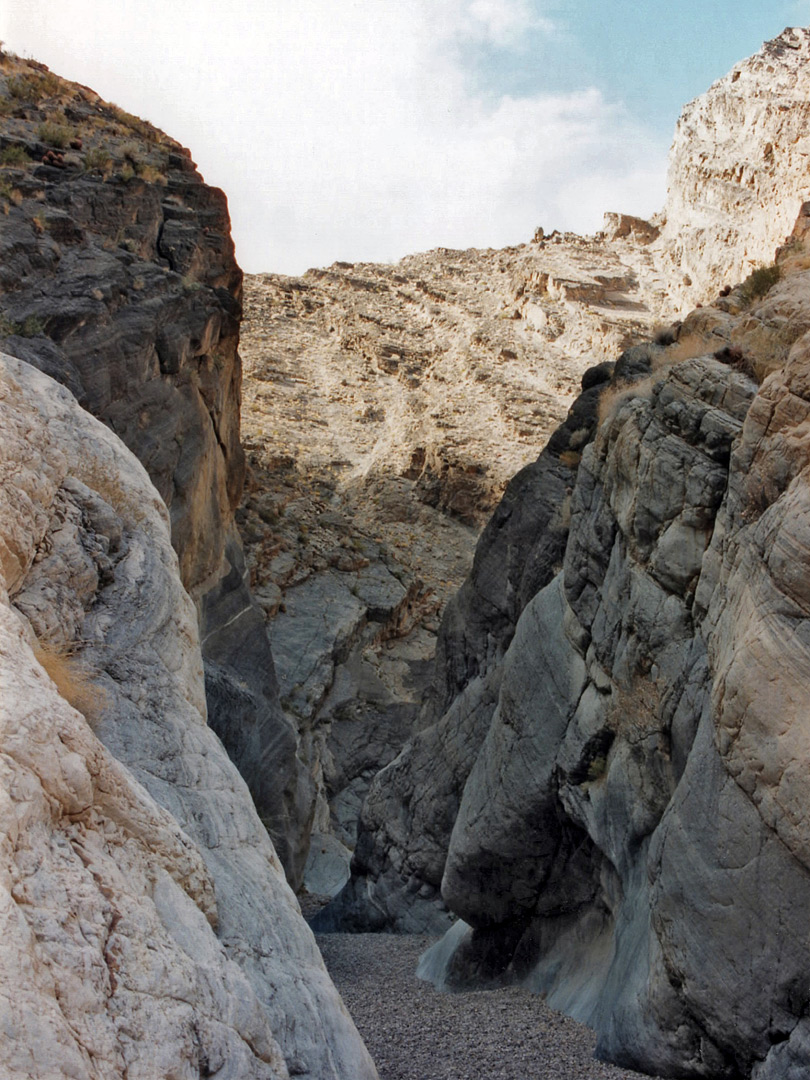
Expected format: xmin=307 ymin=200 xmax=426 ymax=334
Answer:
xmin=0 ymin=352 xmax=377 ymax=1080
xmin=659 ymin=26 xmax=810 ymax=308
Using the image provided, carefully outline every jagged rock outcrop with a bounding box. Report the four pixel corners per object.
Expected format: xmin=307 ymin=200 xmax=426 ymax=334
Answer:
xmin=312 ymin=27 xmax=810 ymax=1073
xmin=0 ymin=351 xmax=377 ymax=1079
xmin=313 ymin=358 xmax=615 ymax=931
xmin=0 ymin=53 xmax=305 ymax=882
xmin=419 ymin=270 xmax=810 ymax=1080
xmin=659 ymin=26 xmax=810 ymax=309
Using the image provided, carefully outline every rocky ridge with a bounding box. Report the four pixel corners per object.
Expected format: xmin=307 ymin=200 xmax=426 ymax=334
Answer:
xmin=239 ymin=223 xmax=674 ymax=894
xmin=0 ymin=50 xmax=306 ymax=882
xmin=239 ymin=25 xmax=810 ymax=895
xmin=4 ymin=23 xmax=810 ymax=1080
xmin=312 ymin=27 xmax=810 ymax=1080
xmin=659 ymin=25 xmax=810 ymax=309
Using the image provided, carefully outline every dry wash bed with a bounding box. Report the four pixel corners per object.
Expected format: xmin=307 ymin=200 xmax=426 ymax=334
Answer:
xmin=318 ymin=933 xmax=662 ymax=1080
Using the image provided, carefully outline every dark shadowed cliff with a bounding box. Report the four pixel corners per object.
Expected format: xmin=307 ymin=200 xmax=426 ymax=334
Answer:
xmin=0 ymin=51 xmax=309 ymax=882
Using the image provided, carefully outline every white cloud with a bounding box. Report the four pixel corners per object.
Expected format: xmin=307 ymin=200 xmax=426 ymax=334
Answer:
xmin=465 ymin=0 xmax=555 ymax=47
xmin=2 ymin=1 xmax=668 ymax=273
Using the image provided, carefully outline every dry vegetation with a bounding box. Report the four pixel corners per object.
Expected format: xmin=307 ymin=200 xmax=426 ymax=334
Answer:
xmin=737 ymin=263 xmax=781 ymax=308
xmin=0 ymin=51 xmax=171 ymax=184
xmin=33 ymin=640 xmax=108 ymax=725
xmin=597 ymin=376 xmax=657 ymax=426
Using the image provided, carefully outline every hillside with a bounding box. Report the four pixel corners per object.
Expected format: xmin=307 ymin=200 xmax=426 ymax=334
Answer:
xmin=238 ymin=217 xmax=674 ymax=889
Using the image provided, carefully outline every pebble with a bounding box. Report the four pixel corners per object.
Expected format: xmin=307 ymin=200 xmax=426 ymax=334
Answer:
xmin=318 ymin=933 xmax=663 ymax=1080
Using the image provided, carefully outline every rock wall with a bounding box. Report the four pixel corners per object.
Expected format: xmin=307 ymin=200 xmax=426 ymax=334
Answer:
xmin=0 ymin=54 xmax=305 ymax=882
xmin=313 ymin=358 xmax=615 ymax=931
xmin=658 ymin=26 xmax=810 ymax=309
xmin=424 ymin=272 xmax=810 ymax=1079
xmin=0 ymin=351 xmax=377 ymax=1079
xmin=330 ymin=217 xmax=810 ymax=1077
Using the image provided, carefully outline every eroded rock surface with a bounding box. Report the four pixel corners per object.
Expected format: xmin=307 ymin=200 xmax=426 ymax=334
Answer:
xmin=240 ymin=233 xmax=672 ymax=893
xmin=659 ymin=26 xmax=810 ymax=309
xmin=0 ymin=352 xmax=377 ymax=1079
xmin=313 ymin=27 xmax=810 ymax=1072
xmin=0 ymin=54 xmax=304 ymax=881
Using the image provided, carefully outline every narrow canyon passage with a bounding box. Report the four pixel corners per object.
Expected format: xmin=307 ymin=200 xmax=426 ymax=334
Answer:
xmin=318 ymin=933 xmax=662 ymax=1080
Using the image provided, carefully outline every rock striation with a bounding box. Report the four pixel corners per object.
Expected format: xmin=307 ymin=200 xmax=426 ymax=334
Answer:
xmin=0 ymin=52 xmax=304 ymax=882
xmin=6 ymin=22 xmax=810 ymax=1079
xmin=241 ymin=28 xmax=810 ymax=888
xmin=0 ymin=352 xmax=377 ymax=1078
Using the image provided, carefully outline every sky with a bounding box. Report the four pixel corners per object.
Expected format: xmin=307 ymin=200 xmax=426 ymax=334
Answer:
xmin=2 ymin=1 xmax=808 ymax=274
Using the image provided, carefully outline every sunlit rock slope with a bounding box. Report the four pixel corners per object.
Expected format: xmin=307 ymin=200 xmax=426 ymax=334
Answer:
xmin=240 ymin=223 xmax=673 ymax=894
xmin=659 ymin=25 xmax=810 ymax=309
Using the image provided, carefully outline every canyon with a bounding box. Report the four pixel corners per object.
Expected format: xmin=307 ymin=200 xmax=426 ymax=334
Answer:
xmin=2 ymin=23 xmax=810 ymax=1080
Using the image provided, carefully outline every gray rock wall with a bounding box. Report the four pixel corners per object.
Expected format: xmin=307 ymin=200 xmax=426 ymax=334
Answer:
xmin=315 ymin=360 xmax=612 ymax=932
xmin=328 ymin=237 xmax=810 ymax=1076
xmin=429 ymin=332 xmax=810 ymax=1079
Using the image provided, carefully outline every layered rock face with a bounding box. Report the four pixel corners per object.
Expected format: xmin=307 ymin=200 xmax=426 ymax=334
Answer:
xmin=0 ymin=353 xmax=377 ymax=1078
xmin=421 ymin=258 xmax=810 ymax=1080
xmin=659 ymin=26 xmax=810 ymax=308
xmin=313 ymin=357 xmax=614 ymax=932
xmin=0 ymin=54 xmax=304 ymax=881
xmin=316 ymin=28 xmax=810 ymax=1076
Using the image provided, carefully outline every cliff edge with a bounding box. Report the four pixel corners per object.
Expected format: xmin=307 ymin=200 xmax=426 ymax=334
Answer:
xmin=659 ymin=25 xmax=810 ymax=308
xmin=0 ymin=51 xmax=308 ymax=882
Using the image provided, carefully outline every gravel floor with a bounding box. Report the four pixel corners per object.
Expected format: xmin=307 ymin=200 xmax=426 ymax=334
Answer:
xmin=318 ymin=933 xmax=663 ymax=1080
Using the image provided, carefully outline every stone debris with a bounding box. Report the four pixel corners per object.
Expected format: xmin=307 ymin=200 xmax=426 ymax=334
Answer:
xmin=319 ymin=933 xmax=664 ymax=1080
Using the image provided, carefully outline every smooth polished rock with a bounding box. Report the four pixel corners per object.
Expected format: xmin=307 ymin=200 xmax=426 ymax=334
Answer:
xmin=0 ymin=353 xmax=377 ymax=1080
